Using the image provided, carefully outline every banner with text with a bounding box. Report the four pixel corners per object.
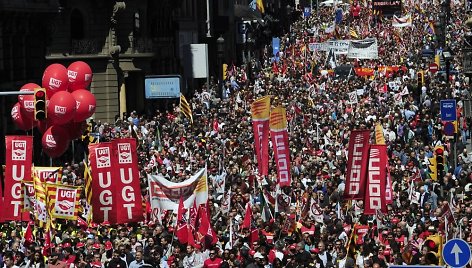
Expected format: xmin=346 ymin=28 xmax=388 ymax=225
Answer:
xmin=46 ymin=184 xmax=82 ymax=220
xmin=308 ymin=40 xmax=351 ymax=54
xmin=364 ymin=145 xmax=388 ymax=215
xmin=33 ymin=167 xmax=62 ymax=184
xmin=147 ymin=168 xmax=208 ymax=214
xmin=112 ymin=138 xmax=144 ymax=223
xmin=89 ymin=142 xmax=117 ymax=223
xmin=347 ymin=38 xmax=378 ymax=59
xmin=3 ymin=136 xmax=33 ymax=221
xmin=343 ymin=130 xmax=370 ymax=200
xmin=270 ymin=106 xmax=291 ymax=187
xmin=251 ymin=96 xmax=271 ymax=176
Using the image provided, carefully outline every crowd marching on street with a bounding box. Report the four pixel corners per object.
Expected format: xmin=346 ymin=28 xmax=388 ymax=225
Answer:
xmin=2 ymin=0 xmax=472 ymax=267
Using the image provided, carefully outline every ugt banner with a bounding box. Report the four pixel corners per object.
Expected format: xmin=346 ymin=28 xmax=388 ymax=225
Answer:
xmin=3 ymin=136 xmax=33 ymax=221
xmin=270 ymin=106 xmax=291 ymax=187
xmin=343 ymin=130 xmax=370 ymax=200
xmin=46 ymin=184 xmax=82 ymax=221
xmin=147 ymin=168 xmax=208 ymax=214
xmin=89 ymin=142 xmax=117 ymax=223
xmin=364 ymin=145 xmax=388 ymax=215
xmin=251 ymin=96 xmax=270 ymax=176
xmin=112 ymin=138 xmax=144 ymax=223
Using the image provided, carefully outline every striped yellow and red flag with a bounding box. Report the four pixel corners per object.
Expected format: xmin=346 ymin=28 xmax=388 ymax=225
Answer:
xmin=374 ymin=123 xmax=386 ymax=145
xmin=83 ymin=161 xmax=93 ymax=225
xmin=33 ymin=174 xmax=49 ymax=228
xmin=251 ymin=96 xmax=271 ymax=120
xmin=46 ymin=183 xmax=82 ymax=221
xmin=180 ymin=93 xmax=193 ymax=124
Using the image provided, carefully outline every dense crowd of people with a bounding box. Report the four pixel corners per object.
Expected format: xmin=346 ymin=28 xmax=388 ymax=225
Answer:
xmin=2 ymin=0 xmax=472 ymax=267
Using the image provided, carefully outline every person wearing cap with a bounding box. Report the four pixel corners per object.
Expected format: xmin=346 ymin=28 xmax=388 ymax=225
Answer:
xmin=47 ymin=252 xmax=67 ymax=268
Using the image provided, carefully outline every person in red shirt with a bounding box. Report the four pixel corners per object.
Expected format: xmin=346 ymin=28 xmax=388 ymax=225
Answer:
xmin=203 ymin=249 xmax=223 ymax=268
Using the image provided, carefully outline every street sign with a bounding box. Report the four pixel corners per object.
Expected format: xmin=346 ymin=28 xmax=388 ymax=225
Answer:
xmin=440 ymin=99 xmax=457 ymax=121
xmin=429 ymin=63 xmax=439 ymax=74
xmin=304 ymin=7 xmax=311 ymax=17
xmin=443 ymin=121 xmax=455 ymax=136
xmin=442 ymin=239 xmax=471 ymax=268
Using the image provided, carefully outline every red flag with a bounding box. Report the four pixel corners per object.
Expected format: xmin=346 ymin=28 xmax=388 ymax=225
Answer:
xmin=189 ymin=199 xmax=198 ymax=231
xmin=250 ymin=229 xmax=259 ymax=246
xmin=197 ymin=206 xmax=218 ymax=246
xmin=24 ymin=221 xmax=34 ymax=247
xmin=176 ymin=197 xmax=188 ymax=244
xmin=42 ymin=229 xmax=51 ymax=257
xmin=272 ymin=62 xmax=279 ymax=74
xmin=270 ymin=107 xmax=291 ymax=187
xmin=187 ymin=223 xmax=198 ymax=248
xmin=242 ymin=204 xmax=252 ymax=229
xmin=77 ymin=217 xmax=88 ymax=230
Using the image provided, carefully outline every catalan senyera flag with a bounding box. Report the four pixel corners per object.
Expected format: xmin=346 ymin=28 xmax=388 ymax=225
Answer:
xmin=33 ymin=175 xmax=48 ymax=227
xmin=83 ymin=161 xmax=93 ymax=225
xmin=251 ymin=96 xmax=271 ymax=176
xmin=374 ymin=123 xmax=386 ymax=145
xmin=270 ymin=106 xmax=291 ymax=187
xmin=180 ymin=93 xmax=193 ymax=124
xmin=350 ymin=28 xmax=359 ymax=39
xmin=46 ymin=183 xmax=82 ymax=221
xmin=257 ymin=0 xmax=265 ymax=13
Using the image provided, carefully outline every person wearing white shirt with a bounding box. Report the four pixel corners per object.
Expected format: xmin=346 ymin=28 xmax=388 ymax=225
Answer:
xmin=183 ymin=245 xmax=204 ymax=268
xmin=128 ymin=251 xmax=145 ymax=268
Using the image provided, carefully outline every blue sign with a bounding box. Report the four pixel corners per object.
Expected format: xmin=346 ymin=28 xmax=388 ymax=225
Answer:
xmin=304 ymin=7 xmax=311 ymax=17
xmin=145 ymin=75 xmax=181 ymax=99
xmin=272 ymin=38 xmax=280 ymax=56
xmin=443 ymin=121 xmax=455 ymax=136
xmin=440 ymin=99 xmax=457 ymax=121
xmin=443 ymin=239 xmax=471 ymax=268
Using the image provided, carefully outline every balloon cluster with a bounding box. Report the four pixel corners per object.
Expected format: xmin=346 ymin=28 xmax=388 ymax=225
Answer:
xmin=11 ymin=61 xmax=96 ymax=158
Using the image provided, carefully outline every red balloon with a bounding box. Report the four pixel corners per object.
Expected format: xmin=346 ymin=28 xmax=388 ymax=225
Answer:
xmin=42 ymin=125 xmax=70 ymax=158
xmin=66 ymin=120 xmax=87 ymax=140
xmin=42 ymin=64 xmax=69 ymax=98
xmin=18 ymin=83 xmax=40 ymax=103
xmin=67 ymin=61 xmax=93 ymax=91
xmin=11 ymin=103 xmax=37 ymax=130
xmin=20 ymin=94 xmax=35 ymax=119
xmin=47 ymin=91 xmax=76 ymax=125
xmin=71 ymin=89 xmax=96 ymax=122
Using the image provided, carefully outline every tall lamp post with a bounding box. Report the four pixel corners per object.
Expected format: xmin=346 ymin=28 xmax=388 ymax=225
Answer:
xmin=246 ymin=35 xmax=255 ymax=81
xmin=217 ymin=35 xmax=225 ymax=98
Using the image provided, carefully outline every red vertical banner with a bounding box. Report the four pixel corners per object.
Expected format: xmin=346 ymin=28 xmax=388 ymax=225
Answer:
xmin=112 ymin=138 xmax=144 ymax=223
xmin=4 ymin=136 xmax=33 ymax=221
xmin=89 ymin=142 xmax=117 ymax=223
xmin=364 ymin=145 xmax=388 ymax=215
xmin=251 ymin=96 xmax=270 ymax=176
xmin=343 ymin=130 xmax=370 ymax=200
xmin=270 ymin=106 xmax=291 ymax=187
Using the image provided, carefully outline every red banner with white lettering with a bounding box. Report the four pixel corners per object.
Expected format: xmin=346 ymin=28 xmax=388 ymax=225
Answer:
xmin=89 ymin=142 xmax=117 ymax=223
xmin=251 ymin=96 xmax=270 ymax=176
xmin=343 ymin=130 xmax=370 ymax=200
xmin=364 ymin=145 xmax=388 ymax=215
xmin=270 ymin=106 xmax=291 ymax=187
xmin=3 ymin=136 xmax=33 ymax=221
xmin=112 ymin=138 xmax=144 ymax=223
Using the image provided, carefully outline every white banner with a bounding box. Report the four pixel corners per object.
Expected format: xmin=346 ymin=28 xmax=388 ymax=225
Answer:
xmin=347 ymin=38 xmax=378 ymax=59
xmin=147 ymin=168 xmax=208 ymax=213
xmin=308 ymin=40 xmax=351 ymax=54
xmin=392 ymin=14 xmax=412 ymax=28
xmin=348 ymin=91 xmax=358 ymax=104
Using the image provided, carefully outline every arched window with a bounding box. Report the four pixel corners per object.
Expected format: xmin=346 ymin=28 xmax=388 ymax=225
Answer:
xmin=70 ymin=9 xmax=84 ymax=39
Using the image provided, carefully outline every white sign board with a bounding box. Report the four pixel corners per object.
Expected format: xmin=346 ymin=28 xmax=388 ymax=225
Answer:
xmin=184 ymin=44 xmax=209 ymax=79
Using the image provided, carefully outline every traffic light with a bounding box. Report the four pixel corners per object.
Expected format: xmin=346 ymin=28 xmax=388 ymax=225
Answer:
xmin=423 ymin=234 xmax=443 ymax=265
xmin=34 ymin=88 xmax=47 ymax=121
xmin=417 ymin=71 xmax=424 ymax=87
xmin=435 ymin=146 xmax=445 ymax=175
xmin=427 ymin=157 xmax=437 ymax=181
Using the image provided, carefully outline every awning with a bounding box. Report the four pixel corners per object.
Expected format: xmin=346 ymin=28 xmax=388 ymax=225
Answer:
xmin=120 ymin=60 xmax=141 ymax=72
